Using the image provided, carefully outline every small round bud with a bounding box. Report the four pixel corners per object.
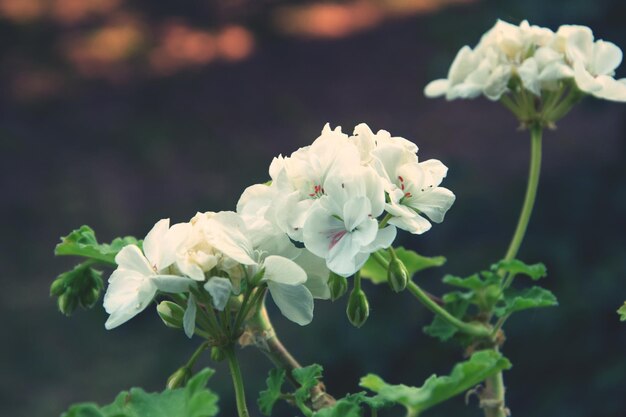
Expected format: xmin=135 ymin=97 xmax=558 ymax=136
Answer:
xmin=346 ymin=288 xmax=369 ymax=328
xmin=211 ymin=346 xmax=226 ymax=362
xmin=79 ymin=287 xmax=101 ymax=309
xmin=58 ymin=291 xmax=78 ymax=316
xmin=50 ymin=278 xmax=66 ymax=297
xmin=387 ymin=258 xmax=409 ymax=293
xmin=328 ymin=272 xmax=348 ymax=301
xmin=166 ymin=366 xmax=191 ymax=389
xmin=157 ymin=301 xmax=185 ymax=329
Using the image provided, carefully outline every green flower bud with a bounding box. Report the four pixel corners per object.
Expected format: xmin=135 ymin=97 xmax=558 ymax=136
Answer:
xmin=79 ymin=287 xmax=101 ymax=309
xmin=157 ymin=301 xmax=186 ymax=329
xmin=211 ymin=346 xmax=225 ymax=362
xmin=50 ymin=278 xmax=66 ymax=297
xmin=58 ymin=291 xmax=78 ymax=316
xmin=328 ymin=272 xmax=348 ymax=301
xmin=346 ymin=288 xmax=369 ymax=328
xmin=387 ymin=258 xmax=409 ymax=293
xmin=166 ymin=366 xmax=191 ymax=389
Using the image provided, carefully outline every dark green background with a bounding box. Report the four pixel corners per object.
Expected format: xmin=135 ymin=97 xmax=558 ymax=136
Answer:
xmin=2 ymin=0 xmax=625 ymax=416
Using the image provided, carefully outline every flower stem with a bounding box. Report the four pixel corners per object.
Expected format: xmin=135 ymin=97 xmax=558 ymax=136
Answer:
xmin=224 ymin=346 xmax=251 ymax=417
xmin=185 ymin=341 xmax=210 ymax=369
xmin=406 ymin=280 xmax=490 ymax=338
xmin=245 ymin=302 xmax=336 ymax=410
xmin=483 ymin=348 xmax=507 ymax=417
xmin=502 ymin=123 xmax=543 ymax=266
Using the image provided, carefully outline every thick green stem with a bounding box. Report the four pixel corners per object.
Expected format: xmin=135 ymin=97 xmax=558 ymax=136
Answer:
xmin=406 ymin=281 xmax=490 ymax=338
xmin=225 ymin=346 xmax=250 ymax=417
xmin=483 ymin=349 xmax=507 ymax=417
xmin=502 ymin=124 xmax=543 ymax=266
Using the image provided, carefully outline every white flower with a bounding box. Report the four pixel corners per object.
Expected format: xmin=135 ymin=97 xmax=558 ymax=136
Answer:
xmin=103 ymin=219 xmax=193 ymax=329
xmin=425 ymin=20 xmax=626 ymax=103
xmin=303 ymin=167 xmax=396 ymax=277
xmin=269 ymin=123 xmax=362 ymax=241
xmin=385 ymin=159 xmax=456 ymax=234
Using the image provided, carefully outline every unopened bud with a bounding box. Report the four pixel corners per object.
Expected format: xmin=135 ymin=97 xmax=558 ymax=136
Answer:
xmin=58 ymin=292 xmax=78 ymax=316
xmin=50 ymin=278 xmax=66 ymax=297
xmin=387 ymin=258 xmax=409 ymax=292
xmin=157 ymin=301 xmax=185 ymax=329
xmin=166 ymin=366 xmax=191 ymax=389
xmin=328 ymin=272 xmax=348 ymax=301
xmin=211 ymin=346 xmax=225 ymax=362
xmin=346 ymin=289 xmax=369 ymax=328
xmin=79 ymin=287 xmax=101 ymax=309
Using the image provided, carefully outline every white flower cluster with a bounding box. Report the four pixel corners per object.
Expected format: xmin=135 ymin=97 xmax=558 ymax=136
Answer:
xmin=239 ymin=123 xmax=455 ymax=278
xmin=103 ymin=123 xmax=455 ymax=330
xmin=425 ymin=20 xmax=626 ymax=102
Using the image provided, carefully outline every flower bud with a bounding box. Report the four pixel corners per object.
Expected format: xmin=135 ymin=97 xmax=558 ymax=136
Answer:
xmin=157 ymin=301 xmax=185 ymax=329
xmin=50 ymin=278 xmax=66 ymax=297
xmin=328 ymin=272 xmax=348 ymax=301
xmin=79 ymin=287 xmax=101 ymax=309
xmin=166 ymin=366 xmax=191 ymax=389
xmin=211 ymin=346 xmax=225 ymax=362
xmin=387 ymin=258 xmax=409 ymax=293
xmin=346 ymin=288 xmax=369 ymax=328
xmin=58 ymin=291 xmax=78 ymax=316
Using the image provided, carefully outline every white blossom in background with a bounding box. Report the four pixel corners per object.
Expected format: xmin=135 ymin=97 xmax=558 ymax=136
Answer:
xmin=424 ymin=19 xmax=626 ymax=102
xmin=103 ymin=219 xmax=193 ymax=329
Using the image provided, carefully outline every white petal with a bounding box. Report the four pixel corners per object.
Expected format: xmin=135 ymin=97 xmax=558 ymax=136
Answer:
xmin=142 ymin=218 xmax=170 ymax=268
xmin=326 ymin=233 xmax=361 ymax=277
xmin=267 ymin=282 xmax=314 ymax=326
xmin=263 ymin=255 xmax=307 ymax=285
xmin=593 ymin=76 xmax=626 ymax=102
xmin=518 ymin=58 xmax=540 ymax=96
xmin=303 ymin=203 xmax=344 ymax=258
xmin=103 ymin=270 xmax=156 ymax=329
xmin=293 ymin=250 xmax=331 ymax=300
xmin=408 ymin=187 xmax=456 ymax=223
xmin=183 ymin=294 xmax=197 ymax=338
xmin=152 ymin=275 xmax=193 ymax=293
xmin=419 ymin=159 xmax=448 ymax=187
xmin=343 ymin=197 xmax=371 ymax=232
xmin=448 ymin=45 xmax=478 ymax=84
xmin=158 ymin=222 xmax=191 ymax=271
xmin=176 ymin=258 xmax=206 ymax=281
xmin=574 ymin=60 xmax=603 ymax=93
xmin=114 ymin=245 xmax=154 ymax=276
xmin=204 ymin=277 xmax=233 ymax=311
xmin=424 ymin=79 xmax=449 ymax=98
xmin=592 ymin=40 xmax=622 ymax=75
xmin=389 ymin=213 xmax=432 ymax=235
xmin=538 ymin=62 xmax=574 ymax=82
xmin=361 ymin=225 xmax=397 ymax=253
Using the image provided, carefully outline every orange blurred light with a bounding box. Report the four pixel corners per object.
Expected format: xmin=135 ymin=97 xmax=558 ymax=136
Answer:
xmin=51 ymin=0 xmax=122 ymax=24
xmin=0 ymin=0 xmax=45 ymax=22
xmin=216 ymin=25 xmax=254 ymax=62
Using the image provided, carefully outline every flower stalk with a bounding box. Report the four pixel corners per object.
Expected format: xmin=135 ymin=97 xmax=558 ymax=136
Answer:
xmin=225 ymin=346 xmax=251 ymax=417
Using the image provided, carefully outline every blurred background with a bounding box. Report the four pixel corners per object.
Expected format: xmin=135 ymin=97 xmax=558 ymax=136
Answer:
xmin=2 ymin=0 xmax=626 ymax=416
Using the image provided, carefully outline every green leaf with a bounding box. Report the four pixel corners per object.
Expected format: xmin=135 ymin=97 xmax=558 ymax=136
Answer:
xmin=493 ymin=259 xmax=546 ymax=280
xmin=494 ymin=286 xmax=558 ymax=317
xmin=293 ymin=364 xmax=323 ymax=403
xmin=258 ymin=368 xmax=286 ymax=416
xmin=55 ymin=225 xmax=141 ymax=265
xmin=442 ymin=274 xmax=490 ymax=290
xmin=618 ymin=302 xmax=626 ymax=322
xmin=423 ymin=294 xmax=470 ymax=341
xmin=441 ymin=273 xmax=501 ymax=312
xmin=360 ymin=350 xmax=511 ymax=416
xmin=361 ymin=248 xmax=445 ymax=284
xmin=60 ymin=368 xmax=218 ymax=417
xmin=312 ymin=393 xmax=387 ymax=417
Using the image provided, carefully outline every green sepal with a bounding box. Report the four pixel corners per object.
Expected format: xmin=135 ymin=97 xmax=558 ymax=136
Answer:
xmin=360 ymin=350 xmax=512 ymax=416
xmin=361 ymin=248 xmax=445 ymax=284
xmin=156 ymin=301 xmax=186 ymax=329
xmin=328 ymin=272 xmax=348 ymax=301
xmin=494 ymin=286 xmax=558 ymax=317
xmin=60 ymin=368 xmax=219 ymax=417
xmin=258 ymin=368 xmax=286 ymax=416
xmin=166 ymin=366 xmax=192 ymax=389
xmin=493 ymin=259 xmax=547 ymax=281
xmin=618 ymin=302 xmax=626 ymax=322
xmin=55 ymin=225 xmax=141 ymax=265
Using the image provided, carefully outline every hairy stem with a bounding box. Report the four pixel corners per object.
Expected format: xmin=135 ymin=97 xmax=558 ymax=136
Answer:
xmin=244 ymin=302 xmax=336 ymax=410
xmin=406 ymin=280 xmax=490 ymax=338
xmin=225 ymin=346 xmax=251 ymax=417
xmin=483 ymin=349 xmax=507 ymax=417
